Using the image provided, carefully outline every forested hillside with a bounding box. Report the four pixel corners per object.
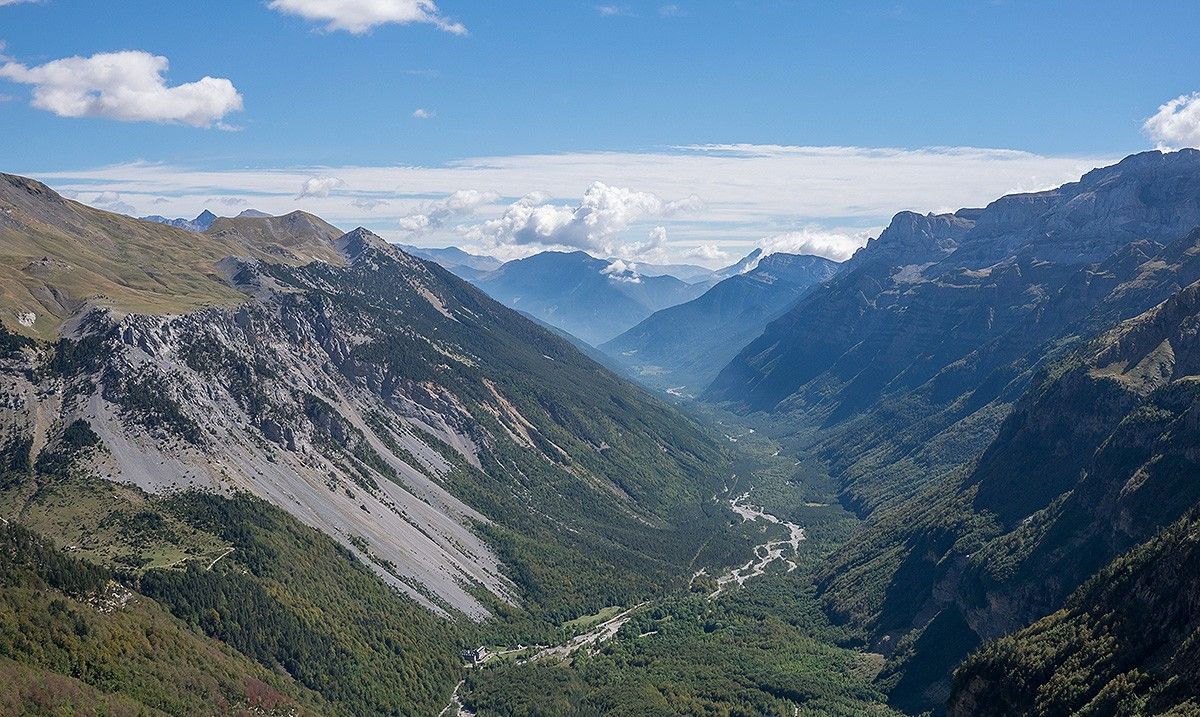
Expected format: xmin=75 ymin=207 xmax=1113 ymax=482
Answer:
xmin=705 ymin=149 xmax=1200 ymax=712
xmin=0 ymin=174 xmax=746 ymax=714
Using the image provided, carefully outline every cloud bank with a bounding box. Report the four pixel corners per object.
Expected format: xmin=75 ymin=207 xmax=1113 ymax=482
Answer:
xmin=759 ymin=227 xmax=874 ymax=262
xmin=34 ymin=145 xmax=1112 ymax=264
xmin=462 ymin=182 xmax=700 ymax=258
xmin=0 ymin=51 xmax=242 ymax=128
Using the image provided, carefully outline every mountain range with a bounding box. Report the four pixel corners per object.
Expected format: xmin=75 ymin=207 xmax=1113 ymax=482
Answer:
xmin=5 ymin=149 xmax=1200 ymax=715
xmin=0 ymin=174 xmax=741 ymax=713
xmin=142 ymin=208 xmax=272 ymax=232
xmin=704 ymin=148 xmax=1200 ymax=713
xmin=395 ymin=243 xmax=503 ymax=280
xmin=601 ymin=252 xmax=839 ymax=392
xmin=467 ymin=250 xmax=712 ymax=345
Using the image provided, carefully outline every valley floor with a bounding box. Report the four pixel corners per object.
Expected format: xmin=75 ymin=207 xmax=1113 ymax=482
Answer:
xmin=454 ymin=411 xmax=903 ymax=717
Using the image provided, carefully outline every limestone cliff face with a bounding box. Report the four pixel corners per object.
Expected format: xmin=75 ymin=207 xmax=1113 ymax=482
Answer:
xmin=948 ymin=509 xmax=1200 ymax=716
xmin=860 ymin=283 xmax=1200 ymax=713
xmin=703 ymin=150 xmax=1200 ymax=713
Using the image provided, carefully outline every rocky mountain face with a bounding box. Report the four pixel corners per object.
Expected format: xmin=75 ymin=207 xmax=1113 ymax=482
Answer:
xmin=470 ymin=250 xmax=710 ymax=345
xmin=849 ymin=280 xmax=1200 ymax=712
xmin=0 ymin=175 xmax=729 ymax=624
xmin=703 ymin=149 xmax=1200 ymax=712
xmin=601 ymin=252 xmax=839 ymax=393
xmin=947 ymin=506 xmax=1200 ymax=717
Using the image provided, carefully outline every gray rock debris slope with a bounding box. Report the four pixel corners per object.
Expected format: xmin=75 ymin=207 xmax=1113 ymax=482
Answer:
xmin=1 ymin=174 xmax=728 ymax=623
xmin=7 ymin=237 xmax=517 ymax=618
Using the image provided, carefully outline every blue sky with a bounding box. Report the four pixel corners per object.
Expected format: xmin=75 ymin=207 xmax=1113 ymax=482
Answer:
xmin=2 ymin=0 xmax=1199 ymax=264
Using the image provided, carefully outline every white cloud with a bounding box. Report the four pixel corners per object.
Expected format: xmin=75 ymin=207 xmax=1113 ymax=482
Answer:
xmin=412 ymin=107 xmax=435 ymax=119
xmin=0 ymin=1 xmax=38 ymax=6
xmin=684 ymin=243 xmax=730 ymax=263
xmin=758 ymin=226 xmax=875 ymax=262
xmin=33 ymin=145 xmax=1112 ymax=263
xmin=462 ymin=182 xmax=699 ymax=256
xmin=1144 ymin=93 xmax=1200 ymax=149
xmin=659 ymin=4 xmax=683 ymax=17
xmin=612 ymin=225 xmax=670 ymax=263
xmin=268 ymin=0 xmax=467 ymax=35
xmin=297 ymin=176 xmax=344 ymax=198
xmin=0 ymin=51 xmax=242 ymax=127
xmin=397 ymin=188 xmax=498 ymax=234
xmin=596 ymin=5 xmax=630 ymax=17
xmin=601 ymin=258 xmax=642 ymax=283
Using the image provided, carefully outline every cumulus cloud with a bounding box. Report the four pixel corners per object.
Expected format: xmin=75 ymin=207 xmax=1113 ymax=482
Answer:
xmin=0 ymin=51 xmax=242 ymax=127
xmin=1144 ymin=93 xmax=1200 ymax=149
xmin=397 ymin=188 xmax=499 ymax=234
xmin=685 ymin=243 xmax=731 ymax=263
xmin=759 ymin=227 xmax=874 ymax=262
xmin=601 ymin=258 xmax=642 ymax=283
xmin=412 ymin=107 xmax=435 ymax=119
xmin=268 ymin=0 xmax=467 ymax=34
xmin=297 ymin=176 xmax=344 ymax=198
xmin=613 ymin=225 xmax=670 ymax=263
xmin=464 ymin=182 xmax=701 ymax=255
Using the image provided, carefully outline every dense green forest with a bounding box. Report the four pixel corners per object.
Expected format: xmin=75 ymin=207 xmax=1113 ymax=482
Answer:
xmin=460 ymin=425 xmax=900 ymax=717
xmin=0 ymin=393 xmax=904 ymax=717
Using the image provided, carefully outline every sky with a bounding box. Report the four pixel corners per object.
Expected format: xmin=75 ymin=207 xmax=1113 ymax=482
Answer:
xmin=2 ymin=0 xmax=1199 ymax=266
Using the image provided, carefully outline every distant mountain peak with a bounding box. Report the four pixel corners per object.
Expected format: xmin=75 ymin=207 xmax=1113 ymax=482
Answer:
xmin=141 ymin=207 xmax=218 ymax=232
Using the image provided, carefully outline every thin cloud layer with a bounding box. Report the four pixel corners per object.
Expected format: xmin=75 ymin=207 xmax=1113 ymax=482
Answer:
xmin=0 ymin=51 xmax=242 ymax=127
xmin=268 ymin=0 xmax=467 ymax=35
xmin=1144 ymin=93 xmax=1200 ymax=149
xmin=40 ymin=145 xmax=1111 ymax=263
